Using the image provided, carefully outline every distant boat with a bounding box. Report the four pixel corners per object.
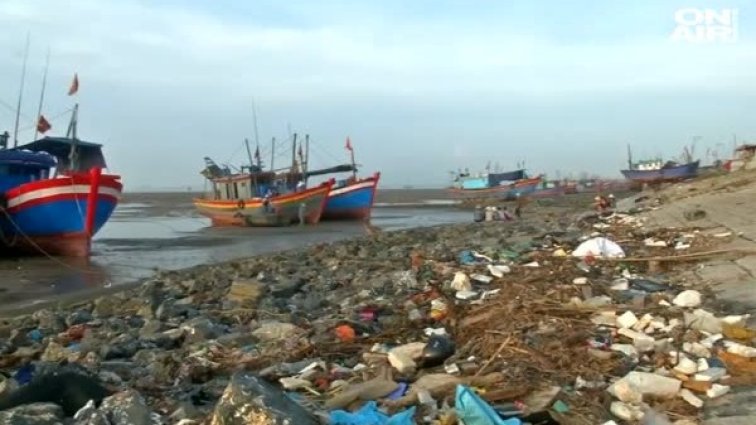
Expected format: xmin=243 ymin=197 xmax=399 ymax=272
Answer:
xmin=621 ymin=145 xmax=699 ymax=183
xmin=0 ymin=119 xmax=123 ymax=257
xmin=447 ymin=167 xmax=541 ymax=201
xmin=530 ymin=180 xmax=566 ymax=199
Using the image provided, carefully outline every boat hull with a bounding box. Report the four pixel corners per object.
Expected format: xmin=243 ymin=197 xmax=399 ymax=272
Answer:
xmin=0 ymin=173 xmax=123 ymax=257
xmin=322 ymin=172 xmax=380 ymax=221
xmin=530 ymin=185 xmax=565 ymax=199
xmin=620 ymin=161 xmax=700 ymax=183
xmin=447 ymin=177 xmax=542 ymax=201
xmin=193 ymin=180 xmax=333 ymax=227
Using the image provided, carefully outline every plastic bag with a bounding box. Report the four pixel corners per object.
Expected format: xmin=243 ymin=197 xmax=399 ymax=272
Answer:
xmin=572 ymin=237 xmax=625 ymax=258
xmin=455 ymin=385 xmax=522 ymax=425
xmin=329 ymin=401 xmax=416 ymax=425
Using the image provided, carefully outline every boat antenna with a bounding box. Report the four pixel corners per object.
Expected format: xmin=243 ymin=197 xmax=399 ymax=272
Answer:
xmin=13 ymin=32 xmax=31 ymax=148
xmin=243 ymin=138 xmax=254 ymax=171
xmin=33 ymin=47 xmax=50 ymax=141
xmin=291 ymin=132 xmax=297 ymax=173
xmin=270 ymin=137 xmax=275 ymax=171
xmin=627 ymin=144 xmax=633 ymax=169
xmin=304 ymin=134 xmax=310 ymax=185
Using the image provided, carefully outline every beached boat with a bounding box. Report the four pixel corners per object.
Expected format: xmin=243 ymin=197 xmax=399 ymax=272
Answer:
xmin=620 ymin=145 xmax=699 ymax=183
xmin=194 ymin=142 xmax=334 ymax=227
xmin=530 ymin=181 xmax=566 ymax=199
xmin=193 ymin=179 xmax=333 ymax=227
xmin=620 ymin=160 xmax=700 ymax=183
xmin=321 ymin=172 xmax=381 ymax=220
xmin=0 ymin=132 xmax=123 ymax=257
xmin=448 ymin=174 xmax=542 ymax=201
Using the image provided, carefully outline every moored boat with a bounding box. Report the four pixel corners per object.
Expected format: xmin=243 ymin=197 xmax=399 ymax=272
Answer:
xmin=447 ymin=174 xmax=542 ymax=201
xmin=620 ymin=160 xmax=700 ymax=183
xmin=322 ymin=172 xmax=381 ymax=221
xmin=530 ymin=180 xmax=566 ymax=199
xmin=0 ymin=132 xmax=123 ymax=257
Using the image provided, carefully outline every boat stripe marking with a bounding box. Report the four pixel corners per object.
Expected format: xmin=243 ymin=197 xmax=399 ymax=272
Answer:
xmin=328 ymin=181 xmax=376 ymax=197
xmin=7 ymin=185 xmax=122 ymax=208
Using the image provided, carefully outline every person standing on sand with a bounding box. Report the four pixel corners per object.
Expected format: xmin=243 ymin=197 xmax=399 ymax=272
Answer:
xmin=515 ymin=194 xmax=526 ymax=218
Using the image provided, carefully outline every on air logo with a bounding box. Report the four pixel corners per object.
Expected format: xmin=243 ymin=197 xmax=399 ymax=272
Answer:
xmin=671 ymin=8 xmax=739 ymax=43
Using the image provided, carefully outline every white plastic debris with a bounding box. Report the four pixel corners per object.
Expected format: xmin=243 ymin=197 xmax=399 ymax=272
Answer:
xmin=706 ymin=384 xmax=730 ymax=399
xmin=618 ymin=328 xmax=655 ymax=352
xmin=679 ymin=389 xmax=704 ymax=408
xmin=388 ymin=351 xmax=416 ymax=374
xmin=455 ymin=290 xmax=479 ymax=300
xmin=684 ymin=309 xmax=721 ymax=334
xmin=591 ymin=311 xmax=618 ymax=326
xmin=724 ymin=341 xmax=756 ymax=357
xmin=673 ymin=290 xmax=702 ymax=308
xmin=279 ymin=377 xmax=312 ymax=390
xmin=607 ymin=372 xmax=682 ymax=401
xmin=632 ymin=313 xmax=654 ymax=332
xmin=671 ymin=355 xmax=698 ymax=375
xmin=617 ymin=311 xmax=639 ymax=329
xmin=444 ymin=363 xmax=460 ymax=375
xmin=683 ymin=342 xmax=711 ymax=358
xmin=523 ymin=261 xmax=539 ymax=268
xmin=423 ymin=328 xmax=448 ymax=337
xmin=611 ymin=344 xmax=639 ymax=358
xmin=713 ymin=232 xmax=733 ymax=238
xmin=450 ymin=272 xmax=472 ymax=291
xmin=694 ymin=367 xmax=727 ymax=382
xmin=644 ymin=238 xmax=668 ymax=247
xmin=697 ymin=358 xmax=709 ymax=372
xmin=572 ymin=237 xmax=625 ymax=258
xmin=487 ymin=264 xmax=511 ymax=277
xmin=573 ymin=277 xmax=588 ymax=285
xmin=611 ymin=278 xmax=630 ymax=291
xmin=471 ymin=274 xmax=493 ymax=284
xmin=675 ymin=242 xmax=691 ymax=250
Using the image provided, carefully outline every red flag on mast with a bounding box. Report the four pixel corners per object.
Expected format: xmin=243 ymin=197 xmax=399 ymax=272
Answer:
xmin=68 ymin=73 xmax=79 ymax=96
xmin=36 ymin=115 xmax=51 ymax=134
xmin=345 ymin=137 xmax=353 ymax=151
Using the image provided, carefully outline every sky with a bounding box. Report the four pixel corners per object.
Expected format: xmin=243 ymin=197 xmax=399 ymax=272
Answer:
xmin=0 ymin=0 xmax=754 ymax=190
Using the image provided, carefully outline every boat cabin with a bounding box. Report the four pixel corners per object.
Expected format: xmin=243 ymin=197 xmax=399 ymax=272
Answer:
xmin=0 ymin=149 xmax=56 ymax=194
xmin=15 ymin=137 xmax=108 ymax=173
xmin=200 ymin=158 xmax=306 ymax=201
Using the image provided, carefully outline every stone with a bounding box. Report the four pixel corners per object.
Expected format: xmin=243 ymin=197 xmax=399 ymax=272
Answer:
xmin=226 ymin=279 xmax=266 ymax=307
xmin=41 ymin=342 xmax=71 ymax=363
xmin=270 ymin=278 xmax=304 ymax=299
xmin=694 ymin=367 xmax=727 ymax=382
xmin=450 ymin=272 xmax=472 ymax=291
xmin=66 ymin=310 xmax=93 ymax=327
xmin=99 ymin=389 xmax=152 ymax=425
xmin=73 ymin=399 xmax=110 ymax=425
xmin=252 ymin=322 xmax=304 ymax=342
xmin=92 ymin=297 xmax=121 ymax=318
xmin=181 ymin=318 xmax=223 ymax=345
xmin=210 ymin=373 xmax=319 ymax=425
xmin=707 ymin=384 xmax=730 ymax=399
xmin=32 ymin=309 xmax=66 ymax=333
xmin=0 ymin=376 xmax=18 ymax=397
xmin=388 ymin=351 xmax=416 ymax=374
xmin=0 ymin=403 xmax=64 ymax=425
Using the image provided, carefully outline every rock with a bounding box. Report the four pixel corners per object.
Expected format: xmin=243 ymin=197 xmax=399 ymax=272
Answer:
xmin=671 ymin=355 xmax=698 ymax=375
xmin=610 ymin=344 xmax=638 ymax=358
xmin=617 ymin=328 xmax=655 ymax=352
xmin=40 ymin=342 xmax=72 ymax=363
xmin=0 ymin=376 xmax=19 ymax=397
xmin=73 ymin=399 xmax=109 ymax=425
xmin=388 ymin=351 xmax=416 ymax=374
xmin=99 ymin=389 xmax=152 ymax=425
xmin=181 ymin=318 xmax=223 ymax=345
xmin=706 ymin=384 xmax=730 ymax=399
xmin=226 ymin=278 xmax=266 ymax=307
xmin=210 ymin=373 xmax=319 ymax=425
xmin=252 ymin=322 xmax=304 ymax=342
xmin=270 ymin=278 xmax=304 ymax=299
xmin=694 ymin=367 xmax=727 ymax=382
xmin=683 ymin=209 xmax=706 ymax=221
xmin=673 ymin=290 xmax=702 ymax=308
xmin=139 ymin=319 xmax=164 ymax=337
xmin=92 ymin=297 xmax=121 ymax=318
xmin=0 ymin=403 xmax=64 ymax=424
xmin=66 ymin=310 xmax=93 ymax=327
xmin=684 ymin=309 xmax=722 ymax=334
xmin=32 ymin=310 xmax=65 ymax=333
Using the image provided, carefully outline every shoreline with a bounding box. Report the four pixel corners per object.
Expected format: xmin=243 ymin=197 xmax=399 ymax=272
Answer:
xmin=1 ymin=180 xmax=754 ymax=424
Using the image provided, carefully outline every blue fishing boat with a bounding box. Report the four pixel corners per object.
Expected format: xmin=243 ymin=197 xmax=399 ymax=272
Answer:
xmin=620 ymin=145 xmax=699 ymax=183
xmin=0 ymin=129 xmax=123 ymax=257
xmin=322 ymin=172 xmax=380 ymax=220
xmin=448 ymin=167 xmax=541 ymax=201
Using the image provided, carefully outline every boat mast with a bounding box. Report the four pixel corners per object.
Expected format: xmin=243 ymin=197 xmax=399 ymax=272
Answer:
xmin=66 ymin=103 xmax=80 ymax=171
xmin=626 ymin=144 xmax=633 ymax=169
xmin=270 ymin=137 xmax=275 ymax=171
xmin=291 ymin=132 xmax=297 ymax=172
xmin=13 ymin=33 xmax=31 ymax=148
xmin=33 ymin=47 xmax=50 ymax=141
xmin=304 ymin=134 xmax=310 ymax=185
xmin=251 ymin=100 xmax=260 ymax=165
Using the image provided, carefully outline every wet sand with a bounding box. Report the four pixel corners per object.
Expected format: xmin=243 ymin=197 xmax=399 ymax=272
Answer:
xmin=0 ymin=190 xmax=469 ymax=313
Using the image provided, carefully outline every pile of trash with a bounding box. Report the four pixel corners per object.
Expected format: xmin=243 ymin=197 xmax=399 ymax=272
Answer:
xmin=0 ymin=208 xmax=753 ymax=424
